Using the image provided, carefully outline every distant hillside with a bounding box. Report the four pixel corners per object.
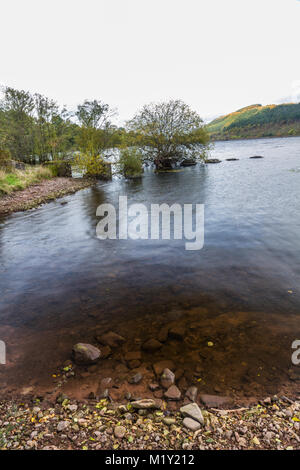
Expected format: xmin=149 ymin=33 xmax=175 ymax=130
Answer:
xmin=207 ymin=103 xmax=300 ymax=141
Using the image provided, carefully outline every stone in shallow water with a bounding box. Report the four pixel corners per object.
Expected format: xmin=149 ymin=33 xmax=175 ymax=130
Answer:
xmin=142 ymin=338 xmax=162 ymax=352
xmin=96 ymin=331 xmax=126 ymax=348
xmin=185 ymin=386 xmax=198 ymax=402
xmin=72 ymin=343 xmax=101 ymax=365
xmin=164 ymin=385 xmax=181 ymax=400
xmin=160 ymin=368 xmax=175 ymax=389
xmin=180 ymin=403 xmax=204 ymax=425
xmin=200 ymin=394 xmax=233 ymax=408
xmin=128 ymin=372 xmax=143 ymax=384
xmin=169 ymin=325 xmax=185 ymax=340
xmin=183 ymin=417 xmax=201 ymax=431
xmin=124 ymin=351 xmax=142 ymax=362
xmin=153 ymin=360 xmax=175 ymax=376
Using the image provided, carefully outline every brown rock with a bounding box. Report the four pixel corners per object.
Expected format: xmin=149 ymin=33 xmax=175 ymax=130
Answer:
xmin=101 ymin=345 xmax=112 ymax=359
xmin=185 ymin=386 xmax=198 ymax=402
xmin=164 ymin=385 xmax=181 ymax=400
xmin=168 ymin=325 xmax=185 ymax=340
xmin=142 ymin=339 xmax=162 ymax=352
xmin=97 ymin=331 xmax=125 ymax=348
xmin=157 ymin=326 xmax=169 ymax=342
xmin=128 ymin=372 xmax=143 ymax=384
xmin=72 ymin=343 xmax=101 ymax=365
xmin=148 ymin=383 xmax=160 ymax=391
xmin=124 ymin=351 xmax=142 ymax=362
xmin=200 ymin=394 xmax=233 ymax=408
xmin=160 ymin=368 xmax=175 ymax=389
xmin=128 ymin=360 xmax=141 ymax=369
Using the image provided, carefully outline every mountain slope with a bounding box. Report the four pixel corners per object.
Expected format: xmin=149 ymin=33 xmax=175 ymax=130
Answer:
xmin=207 ymin=103 xmax=300 ymax=140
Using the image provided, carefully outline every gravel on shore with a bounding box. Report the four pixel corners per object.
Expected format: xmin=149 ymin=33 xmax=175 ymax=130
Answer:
xmin=0 ymin=177 xmax=95 ymax=216
xmin=0 ymin=395 xmax=299 ymax=450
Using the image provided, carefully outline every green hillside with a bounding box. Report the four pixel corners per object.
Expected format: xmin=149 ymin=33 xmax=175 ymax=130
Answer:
xmin=207 ymin=103 xmax=300 ymax=140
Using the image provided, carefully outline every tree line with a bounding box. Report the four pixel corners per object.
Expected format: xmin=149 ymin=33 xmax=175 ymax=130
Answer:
xmin=0 ymin=86 xmax=209 ymax=175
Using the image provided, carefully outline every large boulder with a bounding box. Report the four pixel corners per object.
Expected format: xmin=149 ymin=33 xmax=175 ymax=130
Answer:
xmin=72 ymin=343 xmax=101 ymax=365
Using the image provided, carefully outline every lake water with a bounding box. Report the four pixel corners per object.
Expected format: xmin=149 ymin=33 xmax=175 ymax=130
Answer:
xmin=0 ymin=136 xmax=300 ymax=401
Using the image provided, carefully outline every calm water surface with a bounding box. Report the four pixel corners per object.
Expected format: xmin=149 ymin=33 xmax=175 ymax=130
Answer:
xmin=0 ymin=137 xmax=300 ymax=397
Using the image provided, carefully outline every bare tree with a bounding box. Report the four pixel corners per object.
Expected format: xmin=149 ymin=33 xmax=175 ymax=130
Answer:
xmin=126 ymin=100 xmax=209 ymax=168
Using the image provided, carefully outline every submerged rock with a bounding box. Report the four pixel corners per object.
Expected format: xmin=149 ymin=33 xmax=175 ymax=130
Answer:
xmin=200 ymin=394 xmax=233 ymax=408
xmin=128 ymin=372 xmax=143 ymax=384
xmin=72 ymin=343 xmax=101 ymax=365
xmin=142 ymin=338 xmax=162 ymax=352
xmin=168 ymin=325 xmax=185 ymax=341
xmin=185 ymin=386 xmax=198 ymax=402
xmin=96 ymin=331 xmax=126 ymax=348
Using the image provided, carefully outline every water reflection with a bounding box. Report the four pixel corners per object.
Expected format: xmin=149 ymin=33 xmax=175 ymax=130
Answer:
xmin=0 ymin=137 xmax=300 ymax=398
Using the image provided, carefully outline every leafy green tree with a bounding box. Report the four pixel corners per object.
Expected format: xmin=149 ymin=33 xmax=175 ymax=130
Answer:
xmin=126 ymin=99 xmax=209 ymax=168
xmin=75 ymin=99 xmax=117 ymax=156
xmin=0 ymin=87 xmax=35 ymax=162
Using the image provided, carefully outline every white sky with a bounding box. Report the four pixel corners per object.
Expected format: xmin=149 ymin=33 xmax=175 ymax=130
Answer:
xmin=1 ymin=0 xmax=300 ymax=123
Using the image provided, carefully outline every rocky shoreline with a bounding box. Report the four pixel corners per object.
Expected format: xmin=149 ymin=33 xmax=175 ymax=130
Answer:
xmin=0 ymin=177 xmax=95 ymax=216
xmin=0 ymin=393 xmax=299 ymax=450
xmin=1 ymin=329 xmax=299 ymax=450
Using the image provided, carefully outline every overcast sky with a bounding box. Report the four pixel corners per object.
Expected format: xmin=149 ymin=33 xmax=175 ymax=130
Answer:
xmin=1 ymin=0 xmax=300 ymax=123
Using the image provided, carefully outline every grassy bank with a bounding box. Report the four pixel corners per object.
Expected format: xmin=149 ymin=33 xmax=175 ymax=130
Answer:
xmin=0 ymin=166 xmax=53 ymax=196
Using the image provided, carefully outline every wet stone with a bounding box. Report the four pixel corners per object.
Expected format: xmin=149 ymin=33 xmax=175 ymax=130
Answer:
xmin=72 ymin=343 xmax=101 ymax=365
xmin=161 ymin=368 xmax=175 ymax=389
xmin=142 ymin=339 xmax=162 ymax=352
xmin=164 ymin=385 xmax=181 ymax=401
xmin=180 ymin=403 xmax=204 ymax=425
xmin=169 ymin=325 xmax=185 ymax=340
xmin=200 ymin=394 xmax=233 ymax=408
xmin=97 ymin=331 xmax=126 ymax=348
xmin=183 ymin=417 xmax=201 ymax=431
xmin=128 ymin=372 xmax=143 ymax=384
xmin=185 ymin=386 xmax=198 ymax=402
